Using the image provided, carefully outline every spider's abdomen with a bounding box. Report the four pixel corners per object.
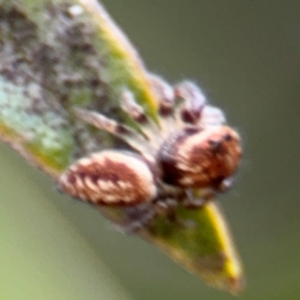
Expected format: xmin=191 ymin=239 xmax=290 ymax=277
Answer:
xmin=158 ymin=126 xmax=242 ymax=190
xmin=58 ymin=151 xmax=157 ymax=206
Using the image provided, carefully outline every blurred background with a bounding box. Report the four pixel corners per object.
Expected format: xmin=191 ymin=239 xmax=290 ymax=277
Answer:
xmin=1 ymin=0 xmax=300 ymax=299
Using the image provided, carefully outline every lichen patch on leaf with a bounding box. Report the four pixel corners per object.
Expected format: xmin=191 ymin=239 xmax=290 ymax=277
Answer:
xmin=0 ymin=1 xmax=117 ymax=171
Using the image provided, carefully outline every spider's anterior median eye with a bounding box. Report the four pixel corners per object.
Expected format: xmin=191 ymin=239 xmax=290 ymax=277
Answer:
xmin=157 ymin=126 xmax=242 ymax=190
xmin=58 ymin=150 xmax=157 ymax=206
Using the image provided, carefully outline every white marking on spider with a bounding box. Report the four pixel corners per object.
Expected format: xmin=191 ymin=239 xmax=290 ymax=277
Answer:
xmin=75 ymin=176 xmax=84 ymax=189
xmin=118 ymin=181 xmax=132 ymax=189
xmin=97 ymin=180 xmax=114 ymax=191
xmin=68 ymin=5 xmax=84 ymax=17
xmin=79 ymin=157 xmax=93 ymax=166
xmin=84 ymin=177 xmax=99 ymax=192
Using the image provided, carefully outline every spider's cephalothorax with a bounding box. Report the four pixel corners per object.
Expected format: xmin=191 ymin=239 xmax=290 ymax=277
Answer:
xmin=58 ymin=76 xmax=242 ymax=211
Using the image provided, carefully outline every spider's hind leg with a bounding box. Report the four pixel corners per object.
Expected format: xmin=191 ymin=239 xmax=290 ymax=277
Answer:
xmin=73 ymin=107 xmax=153 ymax=156
xmin=120 ymin=90 xmax=161 ymax=147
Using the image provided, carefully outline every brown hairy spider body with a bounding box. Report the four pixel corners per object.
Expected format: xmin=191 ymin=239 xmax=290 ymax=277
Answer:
xmin=58 ymin=76 xmax=242 ymax=226
xmin=59 ymin=150 xmax=157 ymax=205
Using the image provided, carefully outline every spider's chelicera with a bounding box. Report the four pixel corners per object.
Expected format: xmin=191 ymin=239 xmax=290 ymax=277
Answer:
xmin=58 ymin=76 xmax=242 ymax=228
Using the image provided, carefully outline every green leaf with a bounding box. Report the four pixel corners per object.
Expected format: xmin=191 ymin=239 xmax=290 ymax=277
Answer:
xmin=0 ymin=0 xmax=244 ymax=294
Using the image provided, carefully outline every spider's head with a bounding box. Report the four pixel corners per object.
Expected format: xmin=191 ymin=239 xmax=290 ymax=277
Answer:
xmin=158 ymin=125 xmax=242 ymax=191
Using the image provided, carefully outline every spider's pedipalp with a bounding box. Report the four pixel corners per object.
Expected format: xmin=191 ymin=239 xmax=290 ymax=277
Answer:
xmin=73 ymin=107 xmax=153 ymax=156
xmin=175 ymin=81 xmax=207 ymax=125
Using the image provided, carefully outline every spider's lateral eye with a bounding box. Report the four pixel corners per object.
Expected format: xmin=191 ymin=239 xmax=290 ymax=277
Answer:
xmin=58 ymin=150 xmax=157 ymax=206
xmin=158 ymin=126 xmax=242 ymax=189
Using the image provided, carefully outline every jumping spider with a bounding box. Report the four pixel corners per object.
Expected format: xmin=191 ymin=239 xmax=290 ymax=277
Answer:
xmin=58 ymin=76 xmax=242 ymax=229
